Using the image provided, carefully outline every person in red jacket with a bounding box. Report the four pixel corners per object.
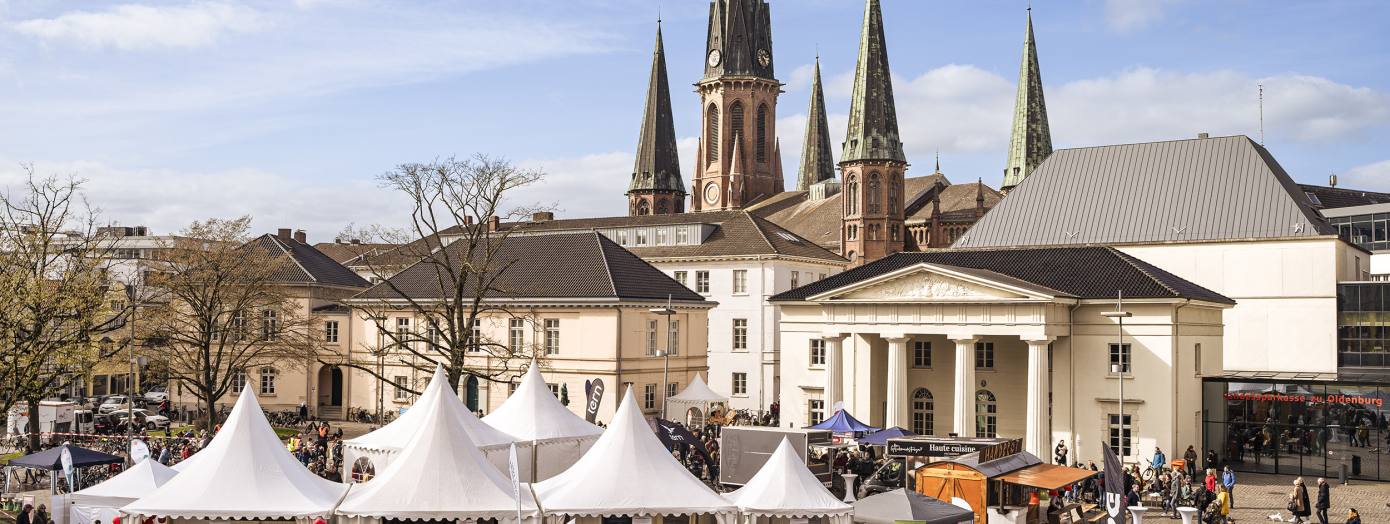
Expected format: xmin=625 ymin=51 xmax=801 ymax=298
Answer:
xmin=1204 ymin=469 xmax=1218 ymax=493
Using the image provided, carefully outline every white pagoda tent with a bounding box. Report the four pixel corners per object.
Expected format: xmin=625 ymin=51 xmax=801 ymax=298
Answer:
xmin=68 ymin=458 xmax=178 ymax=524
xmin=482 ymin=359 xmax=602 ymax=481
xmin=121 ymin=388 xmax=348 ymax=521
xmin=343 ymin=365 xmax=528 ymax=480
xmin=534 ymin=388 xmax=736 ymax=523
xmin=666 ymin=375 xmax=729 ymax=426
xmin=724 ymin=438 xmax=852 ymax=524
xmin=336 ymin=372 xmax=539 ymax=524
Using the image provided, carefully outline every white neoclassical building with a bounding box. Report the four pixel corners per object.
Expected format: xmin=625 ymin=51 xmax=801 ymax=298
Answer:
xmin=773 ymin=246 xmax=1231 ymax=460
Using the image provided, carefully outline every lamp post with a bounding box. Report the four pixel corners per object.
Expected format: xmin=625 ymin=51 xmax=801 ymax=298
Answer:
xmin=125 ymin=284 xmax=142 ymax=446
xmin=650 ymin=295 xmax=675 ymax=419
xmin=1101 ymin=291 xmax=1131 ymax=462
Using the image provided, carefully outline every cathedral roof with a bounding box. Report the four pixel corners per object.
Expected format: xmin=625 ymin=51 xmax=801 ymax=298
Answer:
xmin=1002 ymin=9 xmax=1053 ymax=189
xmin=840 ymin=0 xmax=905 ymax=164
xmin=904 ymin=182 xmax=1003 ymax=225
xmin=797 ymin=58 xmax=836 ymax=191
xmin=749 ymin=175 xmax=948 ymax=251
xmin=703 ymin=0 xmax=775 ymax=81
xmin=629 ymin=23 xmax=684 ymax=195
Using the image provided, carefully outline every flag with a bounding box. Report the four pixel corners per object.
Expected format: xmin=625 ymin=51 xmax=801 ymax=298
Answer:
xmin=584 ymin=378 xmax=605 ymax=424
xmin=1103 ymin=444 xmax=1125 ymax=523
xmin=508 ymin=443 xmax=523 ymax=523
xmin=655 ymin=418 xmax=711 ymax=464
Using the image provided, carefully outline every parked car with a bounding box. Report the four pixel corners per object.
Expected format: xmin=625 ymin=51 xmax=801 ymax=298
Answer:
xmin=97 ymin=395 xmax=132 ymax=414
xmin=143 ymin=386 xmax=168 ymax=404
xmin=109 ymin=409 xmax=170 ymax=430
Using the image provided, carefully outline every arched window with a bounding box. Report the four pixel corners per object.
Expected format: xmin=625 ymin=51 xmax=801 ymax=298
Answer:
xmin=868 ymin=173 xmax=882 ymax=214
xmin=637 ymin=200 xmax=650 ymax=215
xmin=756 ymin=104 xmax=768 ymax=162
xmin=846 ymin=175 xmax=859 ymax=215
xmin=976 ymin=389 xmax=997 ymax=437
xmin=706 ymin=104 xmax=719 ymax=164
xmin=890 ymin=179 xmax=900 ymax=213
xmin=655 ymin=199 xmax=668 ymax=214
xmin=911 ymin=388 xmax=934 ymax=435
xmin=730 ymin=102 xmax=745 ymax=141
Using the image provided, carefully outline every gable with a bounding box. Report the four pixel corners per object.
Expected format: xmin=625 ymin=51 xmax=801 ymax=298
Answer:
xmin=813 ymin=264 xmax=1062 ymax=303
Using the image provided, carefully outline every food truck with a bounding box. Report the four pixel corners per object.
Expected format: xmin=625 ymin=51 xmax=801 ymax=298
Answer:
xmin=913 ymin=439 xmax=1097 ymax=524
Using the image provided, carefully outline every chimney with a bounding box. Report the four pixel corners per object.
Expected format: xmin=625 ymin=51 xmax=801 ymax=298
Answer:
xmin=351 ymin=239 xmax=361 ymax=245
xmin=463 ymin=216 xmax=474 ymax=227
xmin=277 ymin=228 xmax=292 ymax=240
xmin=1330 ymin=173 xmax=1338 ymax=187
xmin=293 ymin=229 xmax=306 ymax=244
xmin=487 ymin=215 xmax=501 ymax=232
xmin=532 ymin=211 xmax=554 ymax=222
xmin=1197 ymin=132 xmax=1210 ymax=139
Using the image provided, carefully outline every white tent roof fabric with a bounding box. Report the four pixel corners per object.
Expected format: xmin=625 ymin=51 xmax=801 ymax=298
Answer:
xmin=337 ymin=376 xmax=538 ymax=520
xmin=346 ymin=366 xmax=515 ymax=453
xmin=482 ymin=360 xmax=602 ymax=442
xmin=121 ymin=388 xmax=349 ymax=520
xmin=669 ymin=375 xmax=728 ymax=403
xmin=534 ymin=389 xmax=735 ymax=518
xmin=71 ymin=458 xmax=178 ymax=508
xmin=724 ymin=438 xmax=852 ymax=519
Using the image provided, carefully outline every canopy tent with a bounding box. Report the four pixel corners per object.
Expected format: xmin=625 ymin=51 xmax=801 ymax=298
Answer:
xmin=68 ymin=459 xmax=177 ymax=524
xmin=807 ymin=410 xmax=879 ymax=435
xmin=852 ymin=489 xmax=973 ymax=524
xmin=995 ymin=463 xmax=1097 ymax=491
xmin=9 ymin=444 xmax=122 ymax=470
xmin=121 ymin=388 xmax=348 ymax=521
xmin=665 ymin=375 xmax=728 ymax=426
xmin=343 ymin=365 xmax=529 ymax=480
xmin=534 ymin=388 xmax=736 ymax=522
xmin=482 ymin=359 xmax=602 ymax=481
xmin=337 ymin=375 xmax=539 ymax=523
xmin=858 ymin=427 xmax=914 ymax=446
xmin=724 ymin=438 xmax=851 ymax=524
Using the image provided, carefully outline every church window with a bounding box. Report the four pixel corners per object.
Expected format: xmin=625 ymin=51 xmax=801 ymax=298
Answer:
xmin=655 ymin=199 xmax=667 ymax=215
xmin=891 ymin=224 xmax=901 ymax=241
xmin=706 ymin=104 xmax=719 ymax=163
xmin=868 ymin=173 xmax=881 ymax=214
xmin=846 ymin=224 xmax=858 ymax=240
xmin=756 ymin=104 xmax=768 ymax=162
xmin=637 ymin=200 xmax=650 ymax=216
xmin=890 ymin=179 xmax=900 ymax=213
xmin=730 ymin=102 xmax=745 ymax=142
xmin=846 ymin=175 xmax=859 ymax=215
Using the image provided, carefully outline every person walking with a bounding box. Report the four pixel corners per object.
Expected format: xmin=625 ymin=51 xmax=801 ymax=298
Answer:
xmin=1184 ymin=445 xmax=1199 ymax=478
xmin=1290 ymin=477 xmax=1311 ymax=523
xmin=17 ymin=504 xmax=32 ymax=524
xmin=1221 ymin=465 xmax=1236 ymax=509
xmin=1152 ymin=446 xmax=1167 ymax=472
xmin=1315 ymin=478 xmax=1330 ymax=524
xmin=32 ymin=504 xmax=49 ymax=524
xmin=1344 ymin=508 xmax=1361 ymax=524
xmin=1212 ymin=486 xmax=1231 ymax=524
xmin=1055 ymin=440 xmax=1068 ymax=465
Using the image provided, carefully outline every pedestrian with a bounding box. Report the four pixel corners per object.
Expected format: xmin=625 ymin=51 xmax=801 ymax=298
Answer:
xmin=32 ymin=504 xmax=48 ymax=524
xmin=1152 ymin=446 xmax=1167 ymax=471
xmin=1204 ymin=469 xmax=1217 ymax=493
xmin=1054 ymin=440 xmax=1068 ymax=465
xmin=1289 ymin=477 xmax=1310 ymax=523
xmin=1315 ymin=478 xmax=1330 ymax=524
xmin=1345 ymin=508 xmax=1360 ymax=524
xmin=17 ymin=504 xmax=32 ymax=524
xmin=1205 ymin=448 xmax=1219 ymax=472
xmin=1184 ymin=445 xmax=1199 ymax=478
xmin=1221 ymin=465 xmax=1236 ymax=508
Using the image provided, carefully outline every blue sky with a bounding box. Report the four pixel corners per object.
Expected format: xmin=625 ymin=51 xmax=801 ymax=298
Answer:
xmin=2 ymin=0 xmax=1389 ymax=241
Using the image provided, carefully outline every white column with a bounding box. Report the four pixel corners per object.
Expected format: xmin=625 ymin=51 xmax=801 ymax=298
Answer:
xmin=823 ymin=334 xmax=846 ymax=412
xmin=884 ymin=335 xmax=910 ymax=429
xmin=1024 ymin=337 xmax=1056 ymax=458
xmin=951 ymin=336 xmax=978 ymax=437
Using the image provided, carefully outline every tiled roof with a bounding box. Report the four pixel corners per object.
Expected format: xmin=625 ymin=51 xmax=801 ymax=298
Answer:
xmin=749 ymin=174 xmax=949 ymax=250
xmin=354 ymin=232 xmax=708 ymax=303
xmin=312 ymin=242 xmax=398 ymax=264
xmin=904 ymin=180 xmax=1002 ymax=224
xmin=1297 ymin=183 xmax=1390 ymax=210
xmin=248 ymin=235 xmax=370 ymax=288
xmin=770 ymin=245 xmax=1233 ymax=304
xmin=954 ymin=135 xmax=1335 ymax=248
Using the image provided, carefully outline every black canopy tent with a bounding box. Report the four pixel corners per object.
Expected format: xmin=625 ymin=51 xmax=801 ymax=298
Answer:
xmin=6 ymin=443 xmax=123 ymax=494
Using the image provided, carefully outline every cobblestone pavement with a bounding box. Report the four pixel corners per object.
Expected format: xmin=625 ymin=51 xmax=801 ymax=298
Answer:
xmin=1215 ymin=473 xmax=1389 ymax=523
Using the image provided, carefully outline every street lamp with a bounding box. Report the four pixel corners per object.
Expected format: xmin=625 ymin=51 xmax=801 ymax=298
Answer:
xmin=1101 ymin=291 xmax=1131 ymax=462
xmin=650 ymin=295 xmax=675 ymax=420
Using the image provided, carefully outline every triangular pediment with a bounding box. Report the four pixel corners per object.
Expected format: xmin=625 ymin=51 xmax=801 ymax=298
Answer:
xmin=811 ymin=263 xmax=1063 ymax=303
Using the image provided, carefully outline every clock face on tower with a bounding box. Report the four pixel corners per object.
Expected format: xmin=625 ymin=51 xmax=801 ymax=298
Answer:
xmin=707 ymin=49 xmax=722 ymax=67
xmin=704 ymin=182 xmax=721 ymax=204
xmin=757 ymin=49 xmax=770 ymax=67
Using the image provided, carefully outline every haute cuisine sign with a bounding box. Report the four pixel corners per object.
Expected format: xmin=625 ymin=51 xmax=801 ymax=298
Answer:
xmin=1224 ymin=391 xmax=1385 ymax=407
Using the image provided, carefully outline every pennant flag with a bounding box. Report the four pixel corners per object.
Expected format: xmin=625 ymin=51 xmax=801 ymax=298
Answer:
xmin=1102 ymin=444 xmax=1126 ymax=523
xmin=655 ymin=418 xmax=712 ymax=464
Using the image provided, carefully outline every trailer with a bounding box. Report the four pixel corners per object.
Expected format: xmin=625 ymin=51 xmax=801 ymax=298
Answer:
xmin=6 ymin=401 xmax=89 ymax=442
xmin=719 ymin=426 xmax=838 ymax=487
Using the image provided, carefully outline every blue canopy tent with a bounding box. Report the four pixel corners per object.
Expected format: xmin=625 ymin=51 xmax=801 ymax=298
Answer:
xmin=859 ymin=426 xmax=915 ymax=446
xmin=807 ymin=410 xmax=879 ymax=435
xmin=6 ymin=443 xmax=123 ymax=494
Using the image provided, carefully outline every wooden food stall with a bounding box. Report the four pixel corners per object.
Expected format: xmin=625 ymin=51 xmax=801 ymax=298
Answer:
xmin=913 ymin=439 xmax=1096 ymax=524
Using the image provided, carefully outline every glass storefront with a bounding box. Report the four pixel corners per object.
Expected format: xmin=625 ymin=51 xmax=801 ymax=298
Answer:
xmin=1204 ymin=380 xmax=1390 ymax=481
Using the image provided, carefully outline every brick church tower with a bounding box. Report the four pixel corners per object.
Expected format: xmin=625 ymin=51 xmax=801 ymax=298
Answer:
xmin=840 ymin=0 xmax=907 ymax=266
xmin=690 ymin=0 xmax=784 ymax=212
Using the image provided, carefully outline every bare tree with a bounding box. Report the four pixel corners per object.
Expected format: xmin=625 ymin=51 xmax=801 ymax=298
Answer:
xmin=138 ymin=217 xmax=320 ymax=429
xmin=0 ymin=167 xmax=129 ymax=449
xmin=341 ymin=155 xmax=551 ymax=397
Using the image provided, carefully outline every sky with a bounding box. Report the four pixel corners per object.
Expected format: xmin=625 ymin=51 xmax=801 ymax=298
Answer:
xmin=1 ymin=0 xmax=1389 ymax=241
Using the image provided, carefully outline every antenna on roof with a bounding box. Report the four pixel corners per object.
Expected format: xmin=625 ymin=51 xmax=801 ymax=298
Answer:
xmin=1258 ymin=83 xmax=1265 ymax=146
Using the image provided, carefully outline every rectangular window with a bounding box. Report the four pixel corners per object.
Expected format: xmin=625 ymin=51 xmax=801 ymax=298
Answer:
xmin=509 ymin=318 xmax=525 ymax=352
xmin=819 ymin=273 xmax=827 ymax=281
xmin=324 ymin=320 xmax=339 ymax=343
xmin=696 ymin=271 xmax=710 ymax=294
xmin=847 ymin=224 xmax=858 ymax=240
xmin=670 ymin=320 xmax=680 ymax=356
xmin=732 ymin=319 xmax=748 ymax=350
xmin=635 ymin=229 xmax=648 ymax=246
xmin=396 ymin=317 xmax=410 ymax=349
xmin=1108 ymin=413 xmax=1132 ymax=457
xmin=674 ymin=271 xmax=688 ymax=287
xmin=644 ymin=384 xmax=657 ymax=410
xmin=913 ymin=340 xmax=932 ymax=368
xmin=427 ymin=325 xmax=439 ymax=347
xmin=732 ymin=372 xmax=747 ymax=396
xmin=733 ymin=270 xmax=748 ymax=294
xmin=393 ymin=375 xmax=409 ymax=400
xmin=230 ymin=370 xmax=246 ymax=393
xmin=810 ymin=339 xmax=826 ymax=366
xmin=676 ymin=227 xmax=689 ymax=244
xmin=667 ymin=382 xmax=678 ymax=399
xmin=548 ymin=383 xmax=561 ymax=398
xmin=261 ymin=310 xmax=278 ymax=341
xmin=259 ymin=367 xmax=277 ymax=395
xmin=470 ymin=318 xmax=482 ymax=352
xmin=790 ymin=271 xmax=800 ymax=289
xmin=544 ymin=319 xmax=560 ymax=354
xmin=808 ymin=399 xmax=825 ymax=425
xmin=615 ymin=230 xmax=628 ymax=245
xmin=647 ymin=319 xmax=659 ymax=356
xmin=1109 ymin=343 xmax=1132 ymax=374
xmin=974 ymin=341 xmax=995 ymax=369
xmin=656 ymin=228 xmax=668 ymax=244
xmin=510 ymin=382 xmax=519 ymax=395
xmin=1194 ymin=343 xmax=1202 ymax=376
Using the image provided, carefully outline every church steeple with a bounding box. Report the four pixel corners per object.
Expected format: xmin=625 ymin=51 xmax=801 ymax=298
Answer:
xmin=703 ymin=0 xmax=775 ymax=81
xmin=1002 ymin=7 xmax=1053 ymax=191
xmin=627 ymin=22 xmax=685 ymax=216
xmin=841 ymin=0 xmax=905 ymax=164
xmin=797 ymin=57 xmax=835 ymax=191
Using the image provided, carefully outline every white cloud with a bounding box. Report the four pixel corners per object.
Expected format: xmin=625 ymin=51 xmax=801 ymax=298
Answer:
xmin=1342 ymin=160 xmax=1390 ymax=193
xmin=513 ymin=152 xmax=634 ymax=219
xmin=1103 ymin=0 xmax=1181 ymax=33
xmin=13 ymin=2 xmax=266 ymax=51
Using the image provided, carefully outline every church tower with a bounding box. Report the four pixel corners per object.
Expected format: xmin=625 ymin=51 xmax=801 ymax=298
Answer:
xmin=627 ymin=22 xmax=685 ymax=216
xmin=797 ymin=57 xmax=836 ymax=192
xmin=840 ymin=0 xmax=907 ymax=267
xmin=1001 ymin=8 xmax=1052 ymax=191
xmin=690 ymin=0 xmax=783 ymax=212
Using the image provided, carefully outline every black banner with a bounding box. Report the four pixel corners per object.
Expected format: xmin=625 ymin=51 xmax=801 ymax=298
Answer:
xmin=885 ymin=437 xmax=1002 ymax=458
xmin=1103 ymin=444 xmax=1125 ymax=523
xmin=584 ymin=378 xmax=604 ymax=424
xmin=655 ymin=418 xmax=712 ymax=464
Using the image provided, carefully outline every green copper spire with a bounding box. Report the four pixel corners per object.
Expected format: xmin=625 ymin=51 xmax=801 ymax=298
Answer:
xmin=840 ymin=0 xmax=905 ymax=164
xmin=798 ymin=57 xmax=835 ymax=190
xmin=1002 ymin=8 xmax=1052 ymax=189
xmin=629 ymin=22 xmax=684 ymax=196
